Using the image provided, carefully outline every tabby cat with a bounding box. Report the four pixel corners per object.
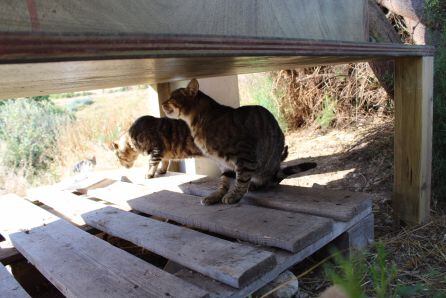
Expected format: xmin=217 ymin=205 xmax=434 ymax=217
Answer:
xmin=112 ymin=115 xmax=203 ymax=178
xmin=162 ymin=79 xmax=316 ymax=205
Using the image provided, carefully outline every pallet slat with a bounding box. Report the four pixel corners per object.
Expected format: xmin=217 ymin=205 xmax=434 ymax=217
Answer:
xmin=173 ymin=208 xmax=372 ymax=298
xmin=179 ymin=177 xmax=372 ymax=221
xmin=90 ymin=189 xmax=332 ymax=252
xmin=0 ymin=264 xmax=30 ymax=298
xmin=0 ymin=195 xmax=208 ymax=298
xmin=28 ymin=190 xmax=277 ymax=288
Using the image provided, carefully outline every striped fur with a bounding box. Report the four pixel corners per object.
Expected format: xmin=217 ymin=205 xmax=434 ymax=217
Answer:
xmin=112 ymin=115 xmax=202 ymax=179
xmin=162 ymin=79 xmax=314 ymax=205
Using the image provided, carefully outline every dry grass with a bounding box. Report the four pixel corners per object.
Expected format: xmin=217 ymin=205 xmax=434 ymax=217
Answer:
xmin=53 ymin=87 xmax=154 ymax=178
xmin=274 ymin=63 xmax=391 ymax=130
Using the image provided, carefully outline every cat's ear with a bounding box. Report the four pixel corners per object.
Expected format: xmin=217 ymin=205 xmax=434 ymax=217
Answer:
xmin=186 ymin=79 xmax=199 ymax=97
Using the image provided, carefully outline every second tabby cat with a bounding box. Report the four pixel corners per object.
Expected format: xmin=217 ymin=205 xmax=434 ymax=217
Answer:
xmin=112 ymin=115 xmax=203 ymax=178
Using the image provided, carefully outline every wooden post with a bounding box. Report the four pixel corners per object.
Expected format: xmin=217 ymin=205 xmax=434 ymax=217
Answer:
xmin=394 ymin=57 xmax=433 ymax=225
xmin=148 ymin=83 xmax=171 ymax=117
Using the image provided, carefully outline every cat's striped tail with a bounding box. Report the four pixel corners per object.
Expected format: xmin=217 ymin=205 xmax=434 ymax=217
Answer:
xmin=276 ymin=161 xmax=317 ymax=183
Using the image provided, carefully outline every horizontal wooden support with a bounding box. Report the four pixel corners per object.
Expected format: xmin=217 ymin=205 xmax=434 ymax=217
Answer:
xmin=0 ymin=33 xmax=435 ymax=64
xmin=0 ymin=55 xmax=415 ymax=100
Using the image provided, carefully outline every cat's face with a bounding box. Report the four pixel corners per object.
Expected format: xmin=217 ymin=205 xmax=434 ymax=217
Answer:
xmin=162 ymin=79 xmax=199 ymax=121
xmin=111 ymin=134 xmax=138 ymax=168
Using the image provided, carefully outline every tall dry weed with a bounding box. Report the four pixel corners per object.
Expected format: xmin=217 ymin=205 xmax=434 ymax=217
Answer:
xmin=273 ymin=63 xmax=391 ymax=130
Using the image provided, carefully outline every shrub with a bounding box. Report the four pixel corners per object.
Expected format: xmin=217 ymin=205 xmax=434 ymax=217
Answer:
xmin=65 ymin=97 xmax=94 ymax=112
xmin=0 ymin=99 xmax=72 ymax=180
xmin=239 ymin=73 xmax=287 ymax=131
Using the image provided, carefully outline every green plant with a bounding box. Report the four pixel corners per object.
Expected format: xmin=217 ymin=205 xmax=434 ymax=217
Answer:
xmin=325 ymin=243 xmax=398 ymax=298
xmin=0 ymin=99 xmax=73 ymax=180
xmin=370 ymin=243 xmax=398 ymax=298
xmin=325 ymin=250 xmax=366 ymax=298
xmin=65 ymin=97 xmax=94 ymax=112
xmin=317 ymin=95 xmax=337 ymax=129
xmin=242 ymin=74 xmax=288 ymax=131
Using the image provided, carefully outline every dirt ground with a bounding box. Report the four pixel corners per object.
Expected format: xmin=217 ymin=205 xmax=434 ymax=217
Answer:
xmin=282 ymin=118 xmax=446 ymax=297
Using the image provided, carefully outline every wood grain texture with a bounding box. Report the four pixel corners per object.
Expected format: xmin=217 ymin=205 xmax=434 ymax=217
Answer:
xmin=0 ymin=33 xmax=434 ymax=64
xmin=94 ymin=190 xmax=332 ymax=253
xmin=0 ymin=52 xmax=434 ymax=100
xmin=0 ymin=264 xmax=30 ymax=298
xmin=335 ymin=214 xmax=374 ymax=251
xmin=0 ymin=195 xmax=208 ymax=298
xmin=175 ymin=207 xmax=372 ymax=298
xmin=28 ymin=189 xmax=277 ymax=288
xmin=0 ymin=245 xmax=21 ymax=265
xmin=180 ymin=177 xmax=372 ymax=221
xmin=0 ymin=0 xmax=367 ymax=42
xmin=394 ymin=57 xmax=433 ymax=225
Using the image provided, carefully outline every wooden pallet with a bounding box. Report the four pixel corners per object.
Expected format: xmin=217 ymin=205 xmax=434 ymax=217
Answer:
xmin=1 ymin=173 xmax=373 ymax=297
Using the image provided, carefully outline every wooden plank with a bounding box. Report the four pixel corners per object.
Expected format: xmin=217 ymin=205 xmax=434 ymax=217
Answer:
xmin=179 ymin=177 xmax=372 ymax=221
xmin=333 ymin=213 xmax=374 ymax=251
xmin=93 ymin=189 xmax=332 ymax=253
xmin=28 ymin=190 xmax=277 ymax=288
xmin=0 ymin=195 xmax=208 ymax=298
xmin=86 ymin=175 xmax=205 ymax=200
xmin=394 ymin=56 xmax=433 ymax=224
xmin=174 ymin=208 xmax=372 ymax=298
xmin=1 ymin=0 xmax=367 ymax=42
xmin=0 ymin=34 xmax=434 ymax=64
xmin=0 ymin=264 xmax=30 ymax=298
xmin=0 ymin=54 xmax=433 ymax=99
xmin=0 ymin=242 xmax=21 ymax=265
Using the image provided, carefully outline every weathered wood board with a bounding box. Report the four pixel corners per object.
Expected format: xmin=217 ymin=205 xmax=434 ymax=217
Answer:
xmin=28 ymin=189 xmax=277 ymax=288
xmin=0 ymin=0 xmax=367 ymax=42
xmin=92 ymin=189 xmax=332 ymax=252
xmin=394 ymin=56 xmax=433 ymax=224
xmin=179 ymin=177 xmax=372 ymax=221
xmin=0 ymin=195 xmax=208 ymax=298
xmin=0 ymin=264 xmax=30 ymax=298
xmin=0 ymin=242 xmax=20 ymax=265
xmin=174 ymin=208 xmax=373 ymax=298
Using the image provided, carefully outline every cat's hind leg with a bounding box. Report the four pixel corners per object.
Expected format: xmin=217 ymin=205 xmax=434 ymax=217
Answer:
xmin=201 ymin=171 xmax=232 ymax=205
xmin=221 ymin=157 xmax=255 ymax=204
xmin=156 ymin=159 xmax=170 ymax=175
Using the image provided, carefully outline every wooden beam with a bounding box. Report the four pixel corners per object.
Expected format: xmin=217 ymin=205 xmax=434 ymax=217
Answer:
xmin=0 ymin=56 xmax=391 ymax=100
xmin=394 ymin=56 xmax=433 ymax=225
xmin=0 ymin=33 xmax=434 ymax=64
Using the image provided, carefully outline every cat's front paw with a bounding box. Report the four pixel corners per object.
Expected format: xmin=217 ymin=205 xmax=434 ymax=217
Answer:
xmin=221 ymin=193 xmax=242 ymax=205
xmin=201 ymin=194 xmax=222 ymax=206
xmin=156 ymin=169 xmax=167 ymax=176
xmin=145 ymin=173 xmax=155 ymax=179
